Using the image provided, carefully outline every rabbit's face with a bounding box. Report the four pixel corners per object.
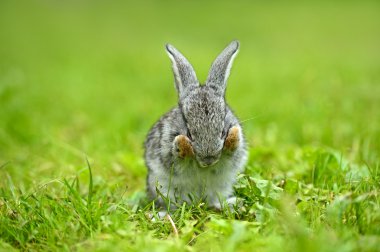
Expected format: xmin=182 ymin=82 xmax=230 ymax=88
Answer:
xmin=181 ymin=86 xmax=226 ymax=167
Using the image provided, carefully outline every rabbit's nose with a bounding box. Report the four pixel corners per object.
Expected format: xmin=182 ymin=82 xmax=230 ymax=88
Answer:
xmin=204 ymin=156 xmax=215 ymax=164
xmin=199 ymin=155 xmax=219 ymax=167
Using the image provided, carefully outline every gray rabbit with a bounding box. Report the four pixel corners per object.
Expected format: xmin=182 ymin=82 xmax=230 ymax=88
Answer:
xmin=144 ymin=41 xmax=247 ymax=211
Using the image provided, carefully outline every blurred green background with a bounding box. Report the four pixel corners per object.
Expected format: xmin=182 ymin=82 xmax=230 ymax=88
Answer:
xmin=1 ymin=1 xmax=380 ymax=251
xmin=1 ymin=0 xmax=379 ymax=187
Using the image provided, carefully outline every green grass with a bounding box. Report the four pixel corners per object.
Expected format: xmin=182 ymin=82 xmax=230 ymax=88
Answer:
xmin=1 ymin=0 xmax=380 ymax=251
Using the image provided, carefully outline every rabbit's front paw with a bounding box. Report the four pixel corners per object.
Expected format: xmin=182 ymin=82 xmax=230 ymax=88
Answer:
xmin=173 ymin=135 xmax=194 ymax=158
xmin=224 ymin=126 xmax=240 ymax=152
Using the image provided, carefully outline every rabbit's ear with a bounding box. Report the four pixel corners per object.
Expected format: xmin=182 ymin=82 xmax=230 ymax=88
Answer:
xmin=206 ymin=40 xmax=239 ymax=95
xmin=166 ymin=44 xmax=199 ymax=96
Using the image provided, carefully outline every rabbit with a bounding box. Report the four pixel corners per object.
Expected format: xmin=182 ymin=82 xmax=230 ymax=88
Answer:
xmin=144 ymin=41 xmax=248 ymax=212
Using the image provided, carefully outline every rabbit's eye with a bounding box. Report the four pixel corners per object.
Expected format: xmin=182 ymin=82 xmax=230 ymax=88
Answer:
xmin=221 ymin=128 xmax=228 ymax=139
xmin=187 ymin=131 xmax=193 ymax=141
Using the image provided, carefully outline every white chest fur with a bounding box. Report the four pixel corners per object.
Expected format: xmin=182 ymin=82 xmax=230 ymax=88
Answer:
xmin=150 ymin=152 xmax=246 ymax=208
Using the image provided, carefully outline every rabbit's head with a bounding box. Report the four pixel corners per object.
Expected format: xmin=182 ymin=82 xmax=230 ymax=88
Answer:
xmin=166 ymin=41 xmax=240 ymax=167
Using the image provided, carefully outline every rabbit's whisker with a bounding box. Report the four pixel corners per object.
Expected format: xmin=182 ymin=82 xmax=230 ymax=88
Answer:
xmin=239 ymin=115 xmax=262 ymax=124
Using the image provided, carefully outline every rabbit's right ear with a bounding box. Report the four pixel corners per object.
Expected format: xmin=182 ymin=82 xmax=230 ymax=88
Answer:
xmin=206 ymin=40 xmax=240 ymax=96
xmin=166 ymin=44 xmax=199 ymax=97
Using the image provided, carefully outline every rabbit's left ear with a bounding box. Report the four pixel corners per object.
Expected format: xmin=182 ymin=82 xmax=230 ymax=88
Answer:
xmin=206 ymin=40 xmax=239 ymax=95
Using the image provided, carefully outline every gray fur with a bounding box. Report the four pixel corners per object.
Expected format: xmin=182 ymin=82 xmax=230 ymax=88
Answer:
xmin=144 ymin=41 xmax=247 ymax=210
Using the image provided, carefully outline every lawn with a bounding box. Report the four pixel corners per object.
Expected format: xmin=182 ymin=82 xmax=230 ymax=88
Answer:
xmin=1 ymin=0 xmax=380 ymax=251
